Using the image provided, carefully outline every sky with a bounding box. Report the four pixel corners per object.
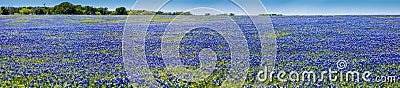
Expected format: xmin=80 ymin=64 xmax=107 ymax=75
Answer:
xmin=0 ymin=0 xmax=399 ymax=15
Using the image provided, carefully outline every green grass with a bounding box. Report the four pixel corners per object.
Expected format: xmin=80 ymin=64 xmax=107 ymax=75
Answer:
xmin=12 ymin=19 xmax=29 ymax=23
xmin=79 ymin=18 xmax=125 ymax=24
xmin=374 ymin=16 xmax=400 ymax=18
xmin=265 ymin=32 xmax=291 ymax=38
xmin=14 ymin=58 xmax=49 ymax=64
xmin=150 ymin=17 xmax=175 ymax=21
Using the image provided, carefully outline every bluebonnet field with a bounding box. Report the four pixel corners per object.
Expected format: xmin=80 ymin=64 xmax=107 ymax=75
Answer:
xmin=271 ymin=15 xmax=399 ymax=87
xmin=0 ymin=15 xmax=399 ymax=87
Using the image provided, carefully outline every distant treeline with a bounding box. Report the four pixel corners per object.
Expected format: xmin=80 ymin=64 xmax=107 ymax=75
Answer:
xmin=0 ymin=2 xmax=191 ymax=15
xmin=259 ymin=14 xmax=283 ymax=16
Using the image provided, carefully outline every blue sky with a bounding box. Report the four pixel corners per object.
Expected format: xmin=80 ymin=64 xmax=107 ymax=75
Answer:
xmin=0 ymin=0 xmax=399 ymax=15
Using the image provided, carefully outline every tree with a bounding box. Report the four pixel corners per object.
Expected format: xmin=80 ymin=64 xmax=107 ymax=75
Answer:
xmin=74 ymin=5 xmax=84 ymax=14
xmin=205 ymin=13 xmax=211 ymax=16
xmin=155 ymin=11 xmax=163 ymax=15
xmin=115 ymin=7 xmax=127 ymax=15
xmin=19 ymin=8 xmax=32 ymax=14
xmin=173 ymin=12 xmax=181 ymax=15
xmin=96 ymin=7 xmax=108 ymax=15
xmin=182 ymin=12 xmax=192 ymax=15
xmin=7 ymin=7 xmax=19 ymax=14
xmin=0 ymin=7 xmax=8 ymax=15
xmin=34 ymin=8 xmax=46 ymax=15
xmin=0 ymin=2 xmax=195 ymax=15
xmin=54 ymin=2 xmax=75 ymax=14
xmin=162 ymin=12 xmax=172 ymax=15
xmin=83 ymin=6 xmax=95 ymax=15
xmin=47 ymin=7 xmax=56 ymax=14
xmin=229 ymin=13 xmax=235 ymax=16
xmin=95 ymin=11 xmax=101 ymax=15
xmin=110 ymin=11 xmax=118 ymax=15
xmin=141 ymin=11 xmax=155 ymax=15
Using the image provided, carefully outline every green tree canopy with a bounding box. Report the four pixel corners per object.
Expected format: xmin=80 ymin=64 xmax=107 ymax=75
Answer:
xmin=34 ymin=8 xmax=46 ymax=15
xmin=96 ymin=7 xmax=108 ymax=15
xmin=54 ymin=2 xmax=75 ymax=14
xmin=95 ymin=11 xmax=101 ymax=15
xmin=115 ymin=7 xmax=127 ymax=15
xmin=229 ymin=13 xmax=235 ymax=16
xmin=19 ymin=8 xmax=32 ymax=14
xmin=74 ymin=5 xmax=85 ymax=14
xmin=83 ymin=6 xmax=95 ymax=15
xmin=0 ymin=2 xmax=192 ymax=15
xmin=0 ymin=7 xmax=7 ymax=15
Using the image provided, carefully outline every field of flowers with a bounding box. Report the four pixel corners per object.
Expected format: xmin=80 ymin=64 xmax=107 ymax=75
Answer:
xmin=0 ymin=15 xmax=399 ymax=87
xmin=271 ymin=15 xmax=399 ymax=87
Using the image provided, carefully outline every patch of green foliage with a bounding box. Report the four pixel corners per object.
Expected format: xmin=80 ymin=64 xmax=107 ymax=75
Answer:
xmin=0 ymin=2 xmax=192 ymax=15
